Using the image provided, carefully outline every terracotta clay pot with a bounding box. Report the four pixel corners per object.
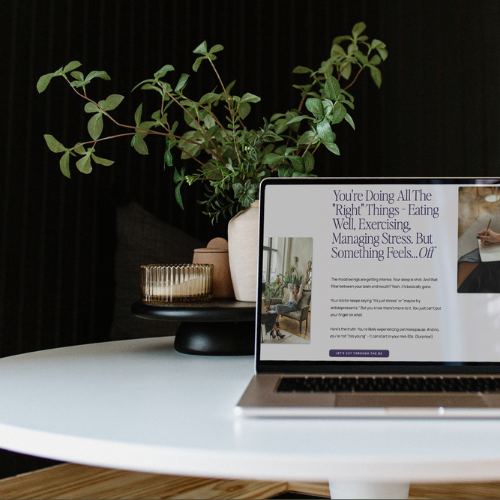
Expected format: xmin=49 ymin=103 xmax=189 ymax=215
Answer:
xmin=193 ymin=237 xmax=234 ymax=299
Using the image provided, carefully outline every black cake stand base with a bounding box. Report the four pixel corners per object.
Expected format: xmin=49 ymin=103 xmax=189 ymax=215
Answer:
xmin=131 ymin=299 xmax=256 ymax=356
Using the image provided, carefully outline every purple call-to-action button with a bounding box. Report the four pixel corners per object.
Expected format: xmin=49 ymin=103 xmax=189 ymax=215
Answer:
xmin=329 ymin=349 xmax=390 ymax=358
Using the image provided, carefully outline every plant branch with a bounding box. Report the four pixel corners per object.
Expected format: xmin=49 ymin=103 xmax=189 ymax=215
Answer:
xmin=196 ymin=102 xmax=234 ymax=145
xmin=64 ymin=78 xmax=221 ymax=160
xmin=301 ymin=132 xmax=318 ymax=157
xmin=343 ymin=66 xmax=364 ymax=92
xmin=208 ymin=58 xmax=242 ymax=163
xmin=161 ymin=87 xmax=225 ymax=162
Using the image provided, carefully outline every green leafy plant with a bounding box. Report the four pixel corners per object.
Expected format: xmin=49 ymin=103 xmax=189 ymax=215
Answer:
xmin=278 ymin=265 xmax=304 ymax=288
xmin=264 ymin=279 xmax=283 ymax=301
xmin=38 ymin=23 xmax=387 ymax=223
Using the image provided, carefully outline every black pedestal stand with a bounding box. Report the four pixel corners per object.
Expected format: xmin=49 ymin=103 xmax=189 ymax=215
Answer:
xmin=131 ymin=299 xmax=256 ymax=355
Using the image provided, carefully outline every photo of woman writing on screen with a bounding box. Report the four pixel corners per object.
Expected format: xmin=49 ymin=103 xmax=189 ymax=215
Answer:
xmin=458 ymin=213 xmax=500 ymax=293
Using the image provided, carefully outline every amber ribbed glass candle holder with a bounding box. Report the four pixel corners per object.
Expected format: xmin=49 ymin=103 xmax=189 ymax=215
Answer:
xmin=141 ymin=264 xmax=213 ymax=303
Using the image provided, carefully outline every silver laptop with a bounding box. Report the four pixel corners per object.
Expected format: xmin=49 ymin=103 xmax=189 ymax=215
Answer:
xmin=235 ymin=177 xmax=500 ymax=417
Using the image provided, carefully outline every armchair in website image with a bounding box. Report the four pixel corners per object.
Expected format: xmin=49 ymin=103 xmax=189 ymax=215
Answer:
xmin=260 ymin=237 xmax=312 ymax=344
xmin=457 ymin=185 xmax=500 ymax=292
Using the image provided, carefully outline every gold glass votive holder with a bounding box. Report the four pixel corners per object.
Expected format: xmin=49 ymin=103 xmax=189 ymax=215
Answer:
xmin=141 ymin=264 xmax=213 ymax=303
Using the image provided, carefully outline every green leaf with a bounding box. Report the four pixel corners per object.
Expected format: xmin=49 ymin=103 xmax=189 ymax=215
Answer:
xmin=286 ymin=115 xmax=311 ymax=125
xmin=99 ymin=94 xmax=124 ymax=111
xmin=332 ymin=35 xmax=352 ymax=45
xmin=371 ymin=39 xmax=386 ymax=49
xmin=131 ymin=135 xmax=149 ymax=155
xmin=36 ymin=73 xmax=55 ymax=93
xmin=330 ymin=101 xmax=347 ymax=124
xmin=241 ymin=92 xmax=261 ymax=104
xmin=352 ymin=22 xmax=366 ymax=38
xmin=70 ymin=80 xmax=87 ymax=88
xmin=88 ymin=113 xmax=103 ymax=140
xmin=339 ymin=61 xmax=352 ymax=80
xmin=370 ymin=66 xmax=382 ymax=88
xmin=278 ymin=165 xmax=294 ymax=177
xmin=164 ymin=137 xmax=173 ymax=168
xmin=324 ymin=142 xmax=340 ymax=155
xmin=298 ymin=130 xmax=317 ymax=145
xmin=173 ymin=166 xmax=184 ymax=183
xmin=262 ymin=153 xmax=284 ymax=165
xmin=377 ymin=47 xmax=388 ymax=61
xmin=304 ymin=152 xmax=315 ymax=173
xmin=305 ymin=98 xmax=324 ymax=118
xmin=63 ymin=61 xmax=82 ymax=73
xmin=370 ymin=54 xmax=382 ymax=66
xmin=132 ymin=78 xmax=155 ymax=92
xmin=154 ymin=65 xmax=175 ymax=79
xmin=238 ymin=102 xmax=251 ymax=120
xmin=226 ymin=80 xmax=237 ymax=95
xmin=209 ymin=44 xmax=224 ymax=54
xmin=193 ymin=41 xmax=208 ymax=55
xmin=317 ymin=119 xmax=335 ymax=143
xmin=192 ymin=56 xmax=205 ymax=73
xmin=59 ymin=151 xmax=71 ymax=178
xmin=325 ymin=74 xmax=341 ymax=100
xmin=139 ymin=120 xmax=156 ymax=130
xmin=175 ymin=73 xmax=190 ymax=91
xmin=44 ymin=134 xmax=66 ymax=153
xmin=233 ymin=182 xmax=243 ymax=197
xmin=270 ymin=113 xmax=286 ymax=121
xmin=84 ymin=102 xmax=100 ymax=113
xmin=74 ymin=143 xmax=86 ymax=155
xmin=292 ymin=66 xmax=313 ymax=74
xmin=134 ymin=103 xmax=143 ymax=127
xmin=353 ymin=50 xmax=369 ymax=65
xmin=140 ymin=83 xmax=163 ymax=95
xmin=345 ymin=113 xmax=356 ymax=130
xmin=200 ymin=92 xmax=221 ymax=105
xmin=91 ymin=154 xmax=114 ymax=166
xmin=288 ymin=155 xmax=304 ymax=172
xmin=71 ymin=71 xmax=84 ymax=81
xmin=331 ymin=44 xmax=347 ymax=58
xmin=174 ymin=182 xmax=184 ymax=210
xmin=76 ymin=152 xmax=93 ymax=174
xmin=203 ymin=114 xmax=216 ymax=129
xmin=87 ymin=70 xmax=111 ymax=81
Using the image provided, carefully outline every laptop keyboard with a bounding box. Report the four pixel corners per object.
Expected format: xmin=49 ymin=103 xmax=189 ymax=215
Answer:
xmin=277 ymin=376 xmax=500 ymax=393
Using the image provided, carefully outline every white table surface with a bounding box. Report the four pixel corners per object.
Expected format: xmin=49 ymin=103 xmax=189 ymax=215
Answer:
xmin=2 ymin=337 xmax=500 ymax=494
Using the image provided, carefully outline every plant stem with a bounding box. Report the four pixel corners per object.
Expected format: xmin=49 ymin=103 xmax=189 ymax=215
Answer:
xmin=162 ymin=87 xmax=225 ymax=163
xmin=343 ymin=66 xmax=364 ymax=92
xmin=208 ymin=58 xmax=242 ymax=163
xmin=196 ymin=102 xmax=234 ymax=145
xmin=301 ymin=131 xmax=318 ymax=157
xmin=65 ymin=79 xmax=220 ymax=160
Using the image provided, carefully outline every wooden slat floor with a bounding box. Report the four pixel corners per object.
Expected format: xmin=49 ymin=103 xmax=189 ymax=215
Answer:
xmin=2 ymin=464 xmax=500 ymax=499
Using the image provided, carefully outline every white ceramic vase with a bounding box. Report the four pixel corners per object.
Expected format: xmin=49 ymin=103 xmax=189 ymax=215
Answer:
xmin=227 ymin=200 xmax=259 ymax=302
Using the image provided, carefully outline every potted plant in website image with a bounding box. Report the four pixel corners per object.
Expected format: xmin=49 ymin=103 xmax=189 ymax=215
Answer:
xmin=38 ymin=22 xmax=387 ymax=300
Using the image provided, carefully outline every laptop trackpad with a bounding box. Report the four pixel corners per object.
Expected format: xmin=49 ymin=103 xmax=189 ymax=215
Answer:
xmin=335 ymin=394 xmax=488 ymax=408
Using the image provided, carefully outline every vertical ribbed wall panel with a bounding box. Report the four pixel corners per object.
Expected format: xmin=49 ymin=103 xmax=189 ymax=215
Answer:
xmin=2 ymin=1 xmax=500 ymax=352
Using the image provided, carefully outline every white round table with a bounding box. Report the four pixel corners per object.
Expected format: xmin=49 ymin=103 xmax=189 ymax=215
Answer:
xmin=2 ymin=338 xmax=500 ymax=499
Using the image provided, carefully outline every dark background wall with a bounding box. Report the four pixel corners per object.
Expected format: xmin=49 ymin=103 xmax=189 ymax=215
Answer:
xmin=1 ymin=0 xmax=499 ymax=480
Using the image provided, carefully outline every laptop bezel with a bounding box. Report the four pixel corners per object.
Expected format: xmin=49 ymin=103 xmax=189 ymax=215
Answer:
xmin=255 ymin=177 xmax=500 ymax=375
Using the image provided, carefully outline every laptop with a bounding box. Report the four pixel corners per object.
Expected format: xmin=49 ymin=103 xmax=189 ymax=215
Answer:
xmin=235 ymin=177 xmax=500 ymax=417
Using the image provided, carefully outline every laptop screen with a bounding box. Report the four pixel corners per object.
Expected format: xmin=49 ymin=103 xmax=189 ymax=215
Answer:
xmin=256 ymin=178 xmax=500 ymax=373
